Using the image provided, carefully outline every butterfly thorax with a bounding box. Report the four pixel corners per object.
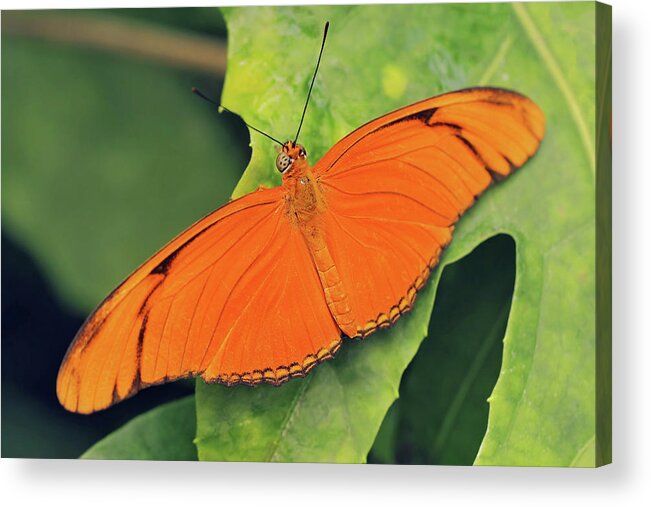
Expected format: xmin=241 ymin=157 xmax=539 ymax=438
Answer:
xmin=282 ymin=157 xmax=327 ymax=227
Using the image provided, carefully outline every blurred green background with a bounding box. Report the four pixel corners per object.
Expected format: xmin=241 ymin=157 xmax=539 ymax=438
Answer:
xmin=2 ymin=7 xmax=514 ymax=461
xmin=2 ymin=8 xmax=249 ymax=458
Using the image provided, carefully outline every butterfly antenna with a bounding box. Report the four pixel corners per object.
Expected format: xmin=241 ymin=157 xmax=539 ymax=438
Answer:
xmin=294 ymin=21 xmax=329 ymax=144
xmin=192 ymin=87 xmax=284 ymax=146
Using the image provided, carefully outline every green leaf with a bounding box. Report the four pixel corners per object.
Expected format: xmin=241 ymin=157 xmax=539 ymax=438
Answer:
xmin=473 ymin=2 xmax=597 ymax=467
xmin=82 ymin=396 xmax=197 ymax=460
xmin=196 ymin=2 xmax=598 ymax=466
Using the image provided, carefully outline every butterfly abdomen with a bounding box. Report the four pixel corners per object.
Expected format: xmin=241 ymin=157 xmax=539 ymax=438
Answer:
xmin=300 ymin=224 xmax=357 ymax=338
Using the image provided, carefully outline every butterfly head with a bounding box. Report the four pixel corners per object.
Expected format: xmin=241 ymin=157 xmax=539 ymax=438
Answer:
xmin=276 ymin=140 xmax=307 ymax=174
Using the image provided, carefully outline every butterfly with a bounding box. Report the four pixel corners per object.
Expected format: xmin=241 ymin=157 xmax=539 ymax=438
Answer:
xmin=57 ymin=22 xmax=544 ymax=414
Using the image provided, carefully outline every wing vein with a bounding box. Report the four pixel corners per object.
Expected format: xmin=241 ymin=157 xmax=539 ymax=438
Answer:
xmin=322 ymin=183 xmax=452 ymax=222
xmin=199 ymin=210 xmax=284 ymax=371
xmin=209 ymin=237 xmax=286 ymax=374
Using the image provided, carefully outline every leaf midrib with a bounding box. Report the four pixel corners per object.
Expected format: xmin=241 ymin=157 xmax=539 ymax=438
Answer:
xmin=513 ymin=2 xmax=595 ymax=178
xmin=266 ymin=374 xmax=312 ymax=461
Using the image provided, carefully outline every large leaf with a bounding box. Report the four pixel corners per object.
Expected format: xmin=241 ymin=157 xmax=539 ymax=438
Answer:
xmin=82 ymin=397 xmax=197 ymax=460
xmin=196 ymin=2 xmax=598 ymax=466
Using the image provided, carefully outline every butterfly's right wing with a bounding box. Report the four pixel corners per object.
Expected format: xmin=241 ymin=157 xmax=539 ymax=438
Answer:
xmin=57 ymin=186 xmax=341 ymax=414
xmin=313 ymin=87 xmax=544 ymax=337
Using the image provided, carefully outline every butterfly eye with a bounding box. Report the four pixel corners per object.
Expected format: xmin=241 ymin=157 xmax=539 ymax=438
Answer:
xmin=276 ymin=152 xmax=293 ymax=173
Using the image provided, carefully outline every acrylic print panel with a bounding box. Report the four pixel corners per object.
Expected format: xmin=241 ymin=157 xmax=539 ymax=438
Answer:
xmin=1 ymin=2 xmax=611 ymax=466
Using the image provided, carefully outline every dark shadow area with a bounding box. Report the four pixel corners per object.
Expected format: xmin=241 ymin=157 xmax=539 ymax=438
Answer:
xmin=1 ymin=233 xmax=196 ymax=458
xmin=369 ymin=234 xmax=516 ymax=465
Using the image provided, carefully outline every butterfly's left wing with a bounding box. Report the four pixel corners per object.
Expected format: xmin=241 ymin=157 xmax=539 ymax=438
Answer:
xmin=57 ymin=187 xmax=342 ymax=414
xmin=313 ymin=87 xmax=544 ymax=337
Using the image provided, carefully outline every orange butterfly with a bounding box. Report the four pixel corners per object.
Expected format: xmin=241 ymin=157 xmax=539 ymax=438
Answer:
xmin=57 ymin=23 xmax=544 ymax=414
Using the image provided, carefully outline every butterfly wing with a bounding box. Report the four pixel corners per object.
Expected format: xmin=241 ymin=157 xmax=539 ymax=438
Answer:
xmin=313 ymin=87 xmax=544 ymax=336
xmin=57 ymin=187 xmax=341 ymax=413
